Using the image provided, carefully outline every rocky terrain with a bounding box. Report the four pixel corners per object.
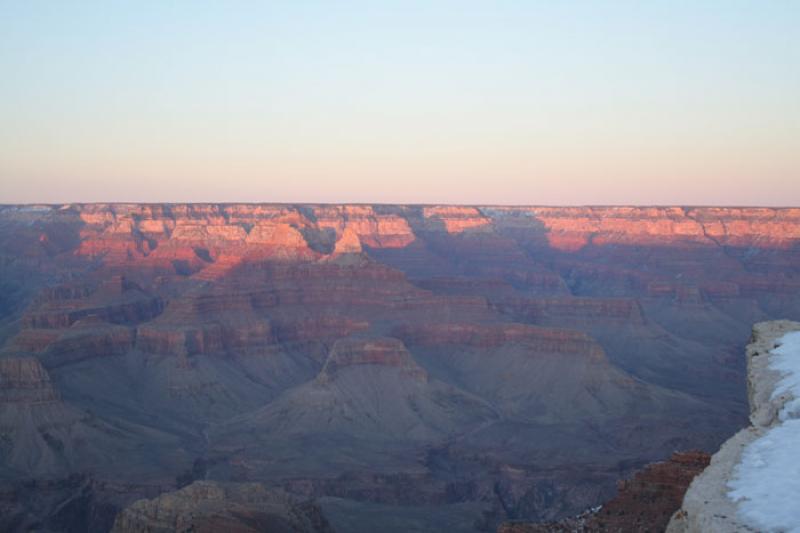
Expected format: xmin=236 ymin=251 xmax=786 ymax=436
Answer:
xmin=110 ymin=481 xmax=333 ymax=533
xmin=497 ymin=451 xmax=710 ymax=532
xmin=667 ymin=320 xmax=800 ymax=532
xmin=1 ymin=204 xmax=799 ymax=531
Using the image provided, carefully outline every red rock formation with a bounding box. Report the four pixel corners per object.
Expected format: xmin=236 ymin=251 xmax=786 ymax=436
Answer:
xmin=22 ymin=297 xmax=163 ymax=329
xmin=495 ymin=297 xmax=645 ymax=325
xmin=137 ymin=319 xmax=274 ymax=357
xmin=330 ymin=225 xmax=363 ymax=256
xmin=1 ymin=203 xmax=798 ymax=532
xmin=488 ymin=206 xmax=800 ymax=251
xmin=395 ymin=323 xmax=607 ymax=358
xmin=319 ymin=337 xmax=427 ymax=381
xmin=312 ymin=205 xmax=416 ymax=248
xmin=40 ymin=326 xmax=135 ymax=365
xmin=422 ymin=206 xmax=493 ymax=234
xmin=16 ymin=203 xmax=800 ymax=258
xmin=273 ymin=317 xmax=369 ymax=342
xmin=497 ymin=451 xmax=711 ymax=533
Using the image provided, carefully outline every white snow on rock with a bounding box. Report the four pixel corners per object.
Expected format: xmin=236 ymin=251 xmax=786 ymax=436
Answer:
xmin=728 ymin=331 xmax=800 ymax=532
xmin=772 ymin=332 xmax=800 ymax=421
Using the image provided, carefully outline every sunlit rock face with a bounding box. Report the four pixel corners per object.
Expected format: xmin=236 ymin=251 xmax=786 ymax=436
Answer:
xmin=0 ymin=204 xmax=799 ymax=532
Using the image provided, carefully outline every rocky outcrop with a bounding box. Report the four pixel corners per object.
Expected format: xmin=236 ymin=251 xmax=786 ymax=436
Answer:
xmin=0 ymin=356 xmax=189 ymax=480
xmin=330 ymin=226 xmax=363 ymax=256
xmin=110 ymin=481 xmax=334 ymax=533
xmin=136 ymin=320 xmax=274 ymax=357
xmin=495 ymin=297 xmax=646 ymax=326
xmin=311 ymin=205 xmax=416 ymax=248
xmin=394 ymin=323 xmax=607 ymax=358
xmin=487 ymin=206 xmax=800 ymax=251
xmin=37 ymin=326 xmax=135 ymax=367
xmin=318 ymin=337 xmax=428 ymax=382
xmin=497 ymin=451 xmax=710 ymax=533
xmin=22 ymin=297 xmax=163 ymax=330
xmin=272 ymin=316 xmax=370 ymax=343
xmin=0 ymin=474 xmax=170 ymax=533
xmin=667 ymin=320 xmax=800 ymax=533
xmin=421 ymin=206 xmax=493 ymax=234
xmin=0 ymin=357 xmax=59 ymax=403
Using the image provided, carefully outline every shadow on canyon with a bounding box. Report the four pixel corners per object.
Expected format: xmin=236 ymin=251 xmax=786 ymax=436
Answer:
xmin=1 ymin=204 xmax=798 ymax=532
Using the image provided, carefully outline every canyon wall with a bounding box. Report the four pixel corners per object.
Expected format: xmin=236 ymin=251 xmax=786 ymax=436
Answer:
xmin=1 ymin=204 xmax=799 ymax=531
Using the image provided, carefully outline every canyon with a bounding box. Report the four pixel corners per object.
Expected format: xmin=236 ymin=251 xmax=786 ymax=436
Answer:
xmin=1 ymin=204 xmax=799 ymax=532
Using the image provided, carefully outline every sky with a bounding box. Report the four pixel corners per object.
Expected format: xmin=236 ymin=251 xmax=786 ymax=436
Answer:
xmin=1 ymin=1 xmax=798 ymax=205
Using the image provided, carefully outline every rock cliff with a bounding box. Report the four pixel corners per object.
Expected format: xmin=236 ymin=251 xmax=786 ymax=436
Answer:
xmin=0 ymin=357 xmax=59 ymax=403
xmin=110 ymin=481 xmax=333 ymax=533
xmin=498 ymin=450 xmax=710 ymax=532
xmin=667 ymin=320 xmax=800 ymax=533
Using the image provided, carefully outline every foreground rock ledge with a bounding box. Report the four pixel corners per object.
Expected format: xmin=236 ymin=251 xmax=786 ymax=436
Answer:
xmin=497 ymin=451 xmax=710 ymax=532
xmin=110 ymin=481 xmax=334 ymax=533
xmin=667 ymin=319 xmax=800 ymax=533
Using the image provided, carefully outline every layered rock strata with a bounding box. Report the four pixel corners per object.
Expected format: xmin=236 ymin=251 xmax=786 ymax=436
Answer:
xmin=498 ymin=450 xmax=710 ymax=532
xmin=318 ymin=337 xmax=428 ymax=382
xmin=2 ymin=204 xmax=800 ymax=531
xmin=0 ymin=357 xmax=59 ymax=403
xmin=110 ymin=481 xmax=333 ymax=533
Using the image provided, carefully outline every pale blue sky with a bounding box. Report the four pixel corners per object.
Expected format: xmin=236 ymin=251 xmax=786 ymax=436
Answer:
xmin=1 ymin=1 xmax=798 ymax=204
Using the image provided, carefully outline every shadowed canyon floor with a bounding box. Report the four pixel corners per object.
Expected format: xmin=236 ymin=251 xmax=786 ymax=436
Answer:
xmin=498 ymin=451 xmax=711 ymax=533
xmin=1 ymin=204 xmax=799 ymax=531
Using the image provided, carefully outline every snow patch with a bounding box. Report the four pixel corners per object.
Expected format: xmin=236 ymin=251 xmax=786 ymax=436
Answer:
xmin=771 ymin=332 xmax=800 ymax=421
xmin=728 ymin=331 xmax=800 ymax=532
xmin=728 ymin=420 xmax=800 ymax=532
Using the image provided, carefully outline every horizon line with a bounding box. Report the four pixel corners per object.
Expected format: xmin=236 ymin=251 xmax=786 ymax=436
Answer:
xmin=2 ymin=202 xmax=799 ymax=210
